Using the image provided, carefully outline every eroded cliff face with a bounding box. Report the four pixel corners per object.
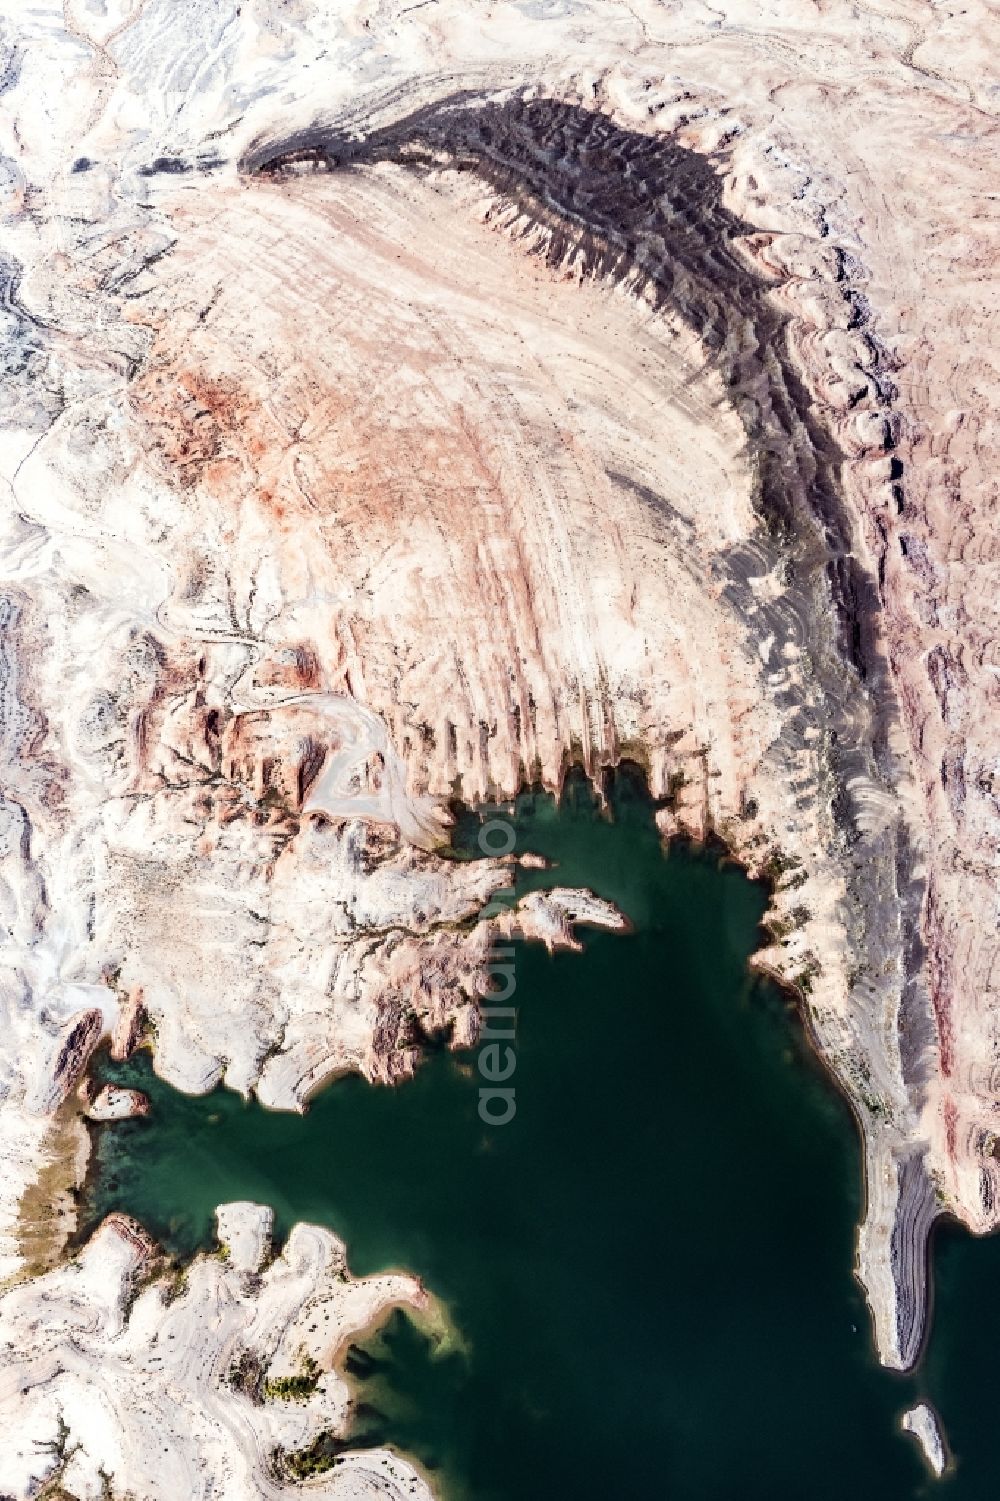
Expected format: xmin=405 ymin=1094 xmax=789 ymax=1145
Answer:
xmin=0 ymin=0 xmax=996 ymax=1492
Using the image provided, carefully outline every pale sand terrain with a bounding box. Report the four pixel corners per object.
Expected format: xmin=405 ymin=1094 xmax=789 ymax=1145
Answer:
xmin=0 ymin=0 xmax=996 ymax=1492
xmin=0 ymin=1204 xmax=435 ymax=1498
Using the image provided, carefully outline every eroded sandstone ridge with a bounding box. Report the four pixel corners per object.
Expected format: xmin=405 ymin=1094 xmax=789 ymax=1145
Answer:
xmin=0 ymin=0 xmax=996 ymax=1492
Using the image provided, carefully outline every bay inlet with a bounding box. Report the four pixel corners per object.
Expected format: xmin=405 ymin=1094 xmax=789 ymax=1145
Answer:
xmin=85 ymin=769 xmax=987 ymax=1498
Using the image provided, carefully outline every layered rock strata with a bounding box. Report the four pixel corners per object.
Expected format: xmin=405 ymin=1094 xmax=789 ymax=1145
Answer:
xmin=0 ymin=2 xmax=995 ymax=1494
xmin=242 ymin=98 xmax=949 ymax=1363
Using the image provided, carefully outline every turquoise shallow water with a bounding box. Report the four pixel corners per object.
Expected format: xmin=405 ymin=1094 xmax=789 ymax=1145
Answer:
xmin=85 ymin=768 xmax=992 ymax=1498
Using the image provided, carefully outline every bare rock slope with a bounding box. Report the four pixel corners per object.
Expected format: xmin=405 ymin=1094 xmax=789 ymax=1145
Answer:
xmin=0 ymin=1204 xmax=434 ymax=1497
xmin=0 ymin=0 xmax=996 ymax=1493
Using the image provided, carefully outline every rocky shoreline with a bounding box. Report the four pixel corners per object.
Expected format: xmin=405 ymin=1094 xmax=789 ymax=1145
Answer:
xmin=0 ymin=1202 xmax=435 ymax=1497
xmin=0 ymin=0 xmax=995 ymax=1493
xmin=244 ymin=92 xmax=948 ymax=1369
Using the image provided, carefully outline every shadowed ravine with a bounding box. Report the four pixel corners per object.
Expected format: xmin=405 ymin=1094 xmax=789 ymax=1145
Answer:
xmin=82 ymin=769 xmax=990 ymax=1500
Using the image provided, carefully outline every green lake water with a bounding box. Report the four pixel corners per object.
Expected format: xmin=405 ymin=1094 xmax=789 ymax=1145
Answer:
xmin=85 ymin=768 xmax=997 ymax=1499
